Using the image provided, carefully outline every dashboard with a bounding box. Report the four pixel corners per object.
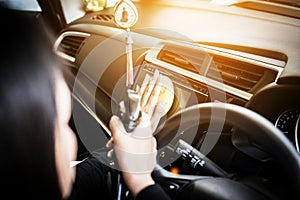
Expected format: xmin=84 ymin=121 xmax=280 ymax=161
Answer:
xmin=53 ymin=25 xmax=300 ymax=198
xmin=54 ymin=25 xmax=300 ymax=153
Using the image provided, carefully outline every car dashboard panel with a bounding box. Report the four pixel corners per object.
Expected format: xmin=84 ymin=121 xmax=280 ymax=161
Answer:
xmin=53 ymin=27 xmax=293 ymax=139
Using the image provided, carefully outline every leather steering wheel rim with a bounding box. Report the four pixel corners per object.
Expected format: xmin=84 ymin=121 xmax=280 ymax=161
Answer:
xmin=154 ymin=102 xmax=300 ymax=198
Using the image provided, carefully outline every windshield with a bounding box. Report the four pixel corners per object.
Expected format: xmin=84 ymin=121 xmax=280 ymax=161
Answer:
xmin=9 ymin=0 xmax=295 ymax=25
xmin=61 ymin=0 xmax=119 ymax=24
xmin=57 ymin=0 xmax=300 ymax=24
xmin=230 ymin=0 xmax=300 ymax=18
xmin=0 ymin=0 xmax=41 ymax=11
xmin=212 ymin=0 xmax=300 ymax=7
xmin=264 ymin=0 xmax=300 ymax=7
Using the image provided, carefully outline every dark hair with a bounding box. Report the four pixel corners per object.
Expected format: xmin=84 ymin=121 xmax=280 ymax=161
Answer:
xmin=0 ymin=6 xmax=62 ymax=199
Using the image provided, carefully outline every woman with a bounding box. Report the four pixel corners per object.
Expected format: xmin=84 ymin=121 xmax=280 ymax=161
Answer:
xmin=0 ymin=6 xmax=75 ymax=199
xmin=0 ymin=6 xmax=170 ymax=200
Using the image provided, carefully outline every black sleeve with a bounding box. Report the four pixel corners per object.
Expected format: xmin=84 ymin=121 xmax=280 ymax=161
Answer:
xmin=68 ymin=156 xmax=113 ymax=200
xmin=136 ymin=184 xmax=171 ymax=200
xmin=68 ymin=152 xmax=171 ymax=200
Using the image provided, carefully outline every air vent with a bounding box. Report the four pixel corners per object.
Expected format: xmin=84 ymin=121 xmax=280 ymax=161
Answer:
xmin=57 ymin=35 xmax=86 ymax=60
xmin=91 ymin=14 xmax=114 ymax=21
xmin=158 ymin=49 xmax=198 ymax=73
xmin=157 ymin=44 xmax=210 ymax=74
xmin=207 ymin=56 xmax=277 ymax=92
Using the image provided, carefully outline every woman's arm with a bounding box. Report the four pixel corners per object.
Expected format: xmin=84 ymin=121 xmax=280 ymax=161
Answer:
xmin=108 ymin=113 xmax=170 ymax=199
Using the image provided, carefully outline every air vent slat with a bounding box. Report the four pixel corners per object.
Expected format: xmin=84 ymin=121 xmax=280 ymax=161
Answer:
xmin=158 ymin=50 xmax=198 ymax=73
xmin=60 ymin=48 xmax=77 ymax=57
xmin=62 ymin=39 xmax=84 ymax=46
xmin=208 ymin=68 xmax=254 ymax=91
xmin=57 ymin=35 xmax=86 ymax=61
xmin=214 ymin=63 xmax=263 ymax=83
xmin=217 ymin=62 xmax=264 ymax=77
xmin=157 ymin=44 xmax=208 ymax=74
xmin=224 ymin=81 xmax=252 ymax=91
xmin=239 ymin=76 xmax=258 ymax=84
xmin=207 ymin=55 xmax=269 ymax=92
xmin=92 ymin=14 xmax=114 ymax=21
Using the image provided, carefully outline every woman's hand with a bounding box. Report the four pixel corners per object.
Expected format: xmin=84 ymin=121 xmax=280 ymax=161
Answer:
xmin=107 ymin=113 xmax=157 ymax=197
xmin=108 ymin=113 xmax=157 ymax=173
xmin=107 ymin=69 xmax=174 ymax=197
xmin=138 ymin=69 xmax=174 ymax=132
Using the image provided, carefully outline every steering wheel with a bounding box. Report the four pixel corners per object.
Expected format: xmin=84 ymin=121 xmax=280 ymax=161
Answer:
xmin=152 ymin=102 xmax=300 ymax=200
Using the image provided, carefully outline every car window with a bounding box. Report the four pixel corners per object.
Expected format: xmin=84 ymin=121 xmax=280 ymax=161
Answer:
xmin=60 ymin=0 xmax=86 ymax=24
xmin=0 ymin=0 xmax=41 ymax=11
xmin=61 ymin=0 xmax=119 ymax=24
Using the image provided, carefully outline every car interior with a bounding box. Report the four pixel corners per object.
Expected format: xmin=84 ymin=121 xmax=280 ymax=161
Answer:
xmin=3 ymin=0 xmax=300 ymax=199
